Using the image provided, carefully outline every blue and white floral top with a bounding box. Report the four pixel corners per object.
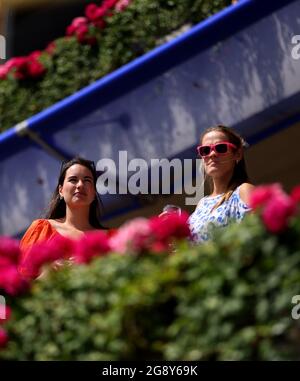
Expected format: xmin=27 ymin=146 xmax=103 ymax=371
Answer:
xmin=188 ymin=186 xmax=251 ymax=243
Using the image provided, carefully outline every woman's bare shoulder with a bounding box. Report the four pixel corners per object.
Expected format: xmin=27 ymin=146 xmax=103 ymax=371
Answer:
xmin=47 ymin=218 xmax=64 ymax=229
xmin=239 ymin=183 xmax=255 ymax=205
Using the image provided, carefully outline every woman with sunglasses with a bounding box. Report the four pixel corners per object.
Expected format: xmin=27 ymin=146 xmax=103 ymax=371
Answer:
xmin=189 ymin=125 xmax=255 ymax=243
xmin=20 ymin=157 xmax=104 ymax=253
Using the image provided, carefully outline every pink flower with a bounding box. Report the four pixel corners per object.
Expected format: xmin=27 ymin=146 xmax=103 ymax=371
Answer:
xmin=0 ymin=265 xmax=28 ymax=295
xmin=103 ymin=0 xmax=119 ymax=10
xmin=0 ymin=257 xmax=13 ymax=267
xmin=74 ymin=231 xmax=111 ymax=264
xmin=115 ymin=0 xmax=132 ymax=12
xmin=85 ymin=4 xmax=106 ymax=21
xmin=0 ymin=237 xmax=21 ymax=265
xmin=262 ymin=193 xmax=297 ymax=233
xmin=76 ymin=25 xmax=97 ymax=45
xmin=150 ymin=241 xmax=169 ymax=253
xmin=109 ymin=213 xmax=190 ymax=255
xmin=19 ymin=235 xmax=75 ymax=279
xmin=0 ymin=237 xmax=29 ymax=294
xmin=28 ymin=50 xmax=42 ymax=60
xmin=0 ymin=63 xmax=10 ymax=80
xmin=66 ymin=17 xmax=89 ymax=35
xmin=66 ymin=17 xmax=88 ymax=36
xmin=0 ymin=305 xmax=11 ymax=324
xmin=45 ymin=41 xmax=56 ymax=55
xmin=27 ymin=60 xmax=46 ymax=78
xmin=249 ymin=184 xmax=284 ymax=209
xmin=149 ymin=211 xmax=191 ymax=251
xmin=0 ymin=328 xmax=8 ymax=349
xmin=46 ymin=235 xmax=76 ymax=261
xmin=66 ymin=17 xmax=97 ymax=45
xmin=26 ymin=51 xmax=46 ymax=78
xmin=6 ymin=56 xmax=28 ymax=80
xmin=0 ymin=58 xmax=19 ymax=79
xmin=250 ymin=183 xmax=298 ymax=234
xmin=290 ymin=185 xmax=300 ymax=203
xmin=92 ymin=19 xmax=106 ymax=29
xmin=19 ymin=243 xmax=50 ymax=279
xmin=110 ymin=218 xmax=151 ymax=254
xmin=0 ymin=52 xmax=46 ymax=80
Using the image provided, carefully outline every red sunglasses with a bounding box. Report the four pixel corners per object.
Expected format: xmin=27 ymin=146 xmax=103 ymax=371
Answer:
xmin=197 ymin=141 xmax=237 ymax=158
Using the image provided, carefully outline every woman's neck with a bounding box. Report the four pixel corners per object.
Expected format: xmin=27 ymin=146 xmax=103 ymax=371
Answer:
xmin=210 ymin=176 xmax=232 ymax=197
xmin=64 ymin=207 xmax=92 ymax=231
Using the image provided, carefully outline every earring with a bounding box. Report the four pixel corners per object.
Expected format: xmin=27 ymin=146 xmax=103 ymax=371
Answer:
xmin=59 ymin=195 xmax=63 ymax=200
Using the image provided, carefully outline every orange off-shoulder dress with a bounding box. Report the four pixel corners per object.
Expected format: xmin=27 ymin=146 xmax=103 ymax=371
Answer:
xmin=20 ymin=219 xmax=59 ymax=252
xmin=19 ymin=219 xmax=60 ymax=274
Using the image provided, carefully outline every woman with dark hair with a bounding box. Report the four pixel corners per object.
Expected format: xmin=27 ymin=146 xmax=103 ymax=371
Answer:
xmin=189 ymin=125 xmax=255 ymax=243
xmin=20 ymin=157 xmax=104 ymax=251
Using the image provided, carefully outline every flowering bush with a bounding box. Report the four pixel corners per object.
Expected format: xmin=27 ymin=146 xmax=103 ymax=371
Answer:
xmin=0 ymin=1 xmax=131 ymax=82
xmin=0 ymin=211 xmax=190 ymax=357
xmin=0 ymin=0 xmax=231 ymax=132
xmin=1 ymin=183 xmax=300 ymax=360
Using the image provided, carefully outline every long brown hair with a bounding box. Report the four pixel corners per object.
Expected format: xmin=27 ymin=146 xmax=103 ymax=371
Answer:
xmin=200 ymin=125 xmax=250 ymax=210
xmin=45 ymin=157 xmax=104 ymax=229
